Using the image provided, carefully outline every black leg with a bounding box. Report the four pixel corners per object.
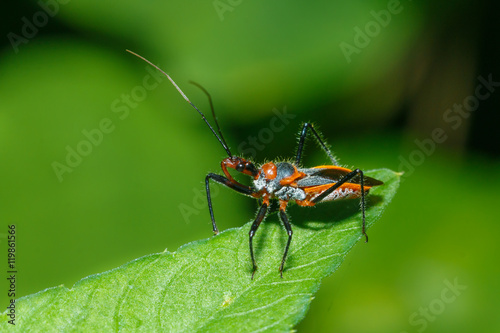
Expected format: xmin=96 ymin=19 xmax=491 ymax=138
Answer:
xmin=206 ymin=173 xmax=256 ymax=234
xmin=278 ymin=205 xmax=293 ymax=278
xmin=249 ymin=203 xmax=268 ymax=279
xmin=295 ymin=123 xmax=338 ymax=166
xmin=312 ymin=169 xmax=368 ymax=242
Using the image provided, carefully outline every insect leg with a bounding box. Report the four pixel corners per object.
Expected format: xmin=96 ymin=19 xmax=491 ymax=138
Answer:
xmin=206 ymin=173 xmax=256 ymax=235
xmin=312 ymin=169 xmax=368 ymax=242
xmin=249 ymin=202 xmax=269 ymax=279
xmin=278 ymin=201 xmax=292 ymax=278
xmin=295 ymin=123 xmax=338 ymax=166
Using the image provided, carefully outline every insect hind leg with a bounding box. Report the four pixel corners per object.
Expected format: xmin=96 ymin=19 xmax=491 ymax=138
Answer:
xmin=295 ymin=123 xmax=338 ymax=166
xmin=312 ymin=168 xmax=368 ymax=243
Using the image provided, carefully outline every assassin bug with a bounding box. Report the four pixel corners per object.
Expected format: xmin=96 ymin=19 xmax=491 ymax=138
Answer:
xmin=126 ymin=50 xmax=384 ymax=279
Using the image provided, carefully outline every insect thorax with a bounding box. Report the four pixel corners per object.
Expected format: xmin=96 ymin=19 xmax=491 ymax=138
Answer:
xmin=253 ymin=162 xmax=306 ymax=201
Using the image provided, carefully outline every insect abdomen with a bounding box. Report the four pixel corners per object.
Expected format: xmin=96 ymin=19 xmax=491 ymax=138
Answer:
xmin=312 ymin=186 xmax=360 ymax=202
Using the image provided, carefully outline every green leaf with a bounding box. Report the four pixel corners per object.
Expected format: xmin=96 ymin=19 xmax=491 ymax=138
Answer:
xmin=1 ymin=169 xmax=399 ymax=332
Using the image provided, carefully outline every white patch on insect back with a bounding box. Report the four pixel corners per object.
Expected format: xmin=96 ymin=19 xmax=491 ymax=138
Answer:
xmin=266 ymin=180 xmax=282 ymax=194
xmin=253 ymin=173 xmax=267 ymax=191
xmin=253 ymin=173 xmax=284 ymax=194
xmin=314 ymin=187 xmax=358 ymax=202
xmin=274 ymin=186 xmax=306 ymax=201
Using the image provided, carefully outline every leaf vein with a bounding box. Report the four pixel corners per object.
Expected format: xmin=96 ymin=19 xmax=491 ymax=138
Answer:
xmin=224 ymin=293 xmax=312 ymax=318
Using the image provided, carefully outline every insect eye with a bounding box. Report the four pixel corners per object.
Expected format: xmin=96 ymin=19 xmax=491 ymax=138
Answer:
xmin=236 ymin=163 xmax=245 ymax=172
xmin=246 ymin=164 xmax=258 ymax=176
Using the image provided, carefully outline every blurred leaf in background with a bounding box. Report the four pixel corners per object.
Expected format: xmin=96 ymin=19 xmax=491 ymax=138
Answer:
xmin=0 ymin=0 xmax=499 ymax=332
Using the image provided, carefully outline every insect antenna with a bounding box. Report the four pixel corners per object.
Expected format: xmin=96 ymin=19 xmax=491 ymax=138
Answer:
xmin=188 ymin=81 xmax=230 ymax=158
xmin=125 ymin=49 xmax=233 ymax=158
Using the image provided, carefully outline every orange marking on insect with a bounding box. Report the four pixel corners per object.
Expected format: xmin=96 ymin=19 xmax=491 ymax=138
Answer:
xmin=261 ymin=162 xmax=277 ymax=180
xmin=279 ymin=167 xmax=306 ymax=186
xmin=312 ymin=165 xmax=352 ymax=172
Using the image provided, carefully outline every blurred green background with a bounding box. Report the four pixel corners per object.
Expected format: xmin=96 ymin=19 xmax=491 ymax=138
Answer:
xmin=1 ymin=0 xmax=499 ymax=332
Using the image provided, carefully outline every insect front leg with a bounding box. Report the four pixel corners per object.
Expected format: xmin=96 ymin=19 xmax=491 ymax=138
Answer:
xmin=312 ymin=168 xmax=368 ymax=242
xmin=295 ymin=123 xmax=338 ymax=166
xmin=205 ymin=173 xmax=256 ymax=235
